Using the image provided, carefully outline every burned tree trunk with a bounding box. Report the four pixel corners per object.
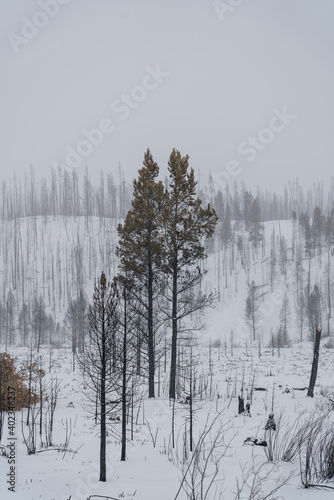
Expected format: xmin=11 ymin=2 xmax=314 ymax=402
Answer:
xmin=238 ymin=395 xmax=245 ymax=414
xmin=307 ymin=327 xmax=321 ymax=398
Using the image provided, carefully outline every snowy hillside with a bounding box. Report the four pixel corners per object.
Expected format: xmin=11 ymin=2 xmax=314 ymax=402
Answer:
xmin=1 ymin=214 xmax=333 ymax=348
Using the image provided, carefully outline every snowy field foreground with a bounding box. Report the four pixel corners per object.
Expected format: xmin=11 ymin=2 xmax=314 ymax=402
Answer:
xmin=1 ymin=343 xmax=334 ymax=500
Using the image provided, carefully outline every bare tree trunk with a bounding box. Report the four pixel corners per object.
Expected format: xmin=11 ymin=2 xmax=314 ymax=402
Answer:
xmin=307 ymin=328 xmax=322 ymax=397
xmin=121 ymin=290 xmax=127 ymax=462
xmin=26 ymin=346 xmax=35 ymax=426
xmin=169 ymin=261 xmax=178 ymax=399
xmin=148 ymin=247 xmax=155 ymax=398
xmin=328 ymin=250 xmax=331 ymax=335
xmin=189 ymin=348 xmax=193 ymax=452
xmin=99 ymin=322 xmax=106 ymax=482
xmin=39 ymin=358 xmax=43 ymax=437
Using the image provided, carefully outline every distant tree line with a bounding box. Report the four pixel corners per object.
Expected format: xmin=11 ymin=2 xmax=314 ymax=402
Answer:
xmin=1 ymin=166 xmax=334 ymax=223
xmin=0 ymin=166 xmax=131 ymax=220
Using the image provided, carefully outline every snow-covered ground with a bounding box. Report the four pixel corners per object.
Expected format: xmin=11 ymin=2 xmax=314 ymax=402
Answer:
xmin=1 ymin=341 xmax=334 ymax=500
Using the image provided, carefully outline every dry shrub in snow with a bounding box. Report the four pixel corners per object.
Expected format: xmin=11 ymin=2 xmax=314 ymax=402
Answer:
xmin=173 ymin=411 xmax=235 ymax=500
xmin=234 ymin=458 xmax=295 ymax=500
xmin=299 ymin=410 xmax=334 ymax=488
xmin=0 ymin=352 xmax=42 ymax=411
xmin=257 ymin=408 xmax=333 ymax=470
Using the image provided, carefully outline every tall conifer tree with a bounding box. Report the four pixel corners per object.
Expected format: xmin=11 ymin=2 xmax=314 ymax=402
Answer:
xmin=162 ymin=149 xmax=218 ymax=399
xmin=117 ymin=149 xmax=165 ymax=398
xmin=77 ymin=273 xmax=119 ymax=482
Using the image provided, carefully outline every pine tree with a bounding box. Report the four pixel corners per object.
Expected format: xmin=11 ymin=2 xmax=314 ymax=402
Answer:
xmin=117 ymin=149 xmax=165 ymax=398
xmin=115 ymin=274 xmax=139 ymax=462
xmin=77 ymin=273 xmax=119 ymax=482
xmin=248 ymin=199 xmax=263 ymax=247
xmin=162 ymin=149 xmax=218 ymax=399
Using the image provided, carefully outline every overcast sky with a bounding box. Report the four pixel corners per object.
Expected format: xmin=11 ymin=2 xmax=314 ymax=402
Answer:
xmin=1 ymin=0 xmax=333 ymax=192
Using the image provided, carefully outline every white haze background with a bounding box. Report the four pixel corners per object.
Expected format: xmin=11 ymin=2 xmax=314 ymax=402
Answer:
xmin=0 ymin=0 xmax=333 ymax=190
